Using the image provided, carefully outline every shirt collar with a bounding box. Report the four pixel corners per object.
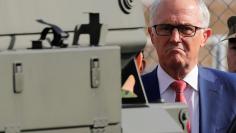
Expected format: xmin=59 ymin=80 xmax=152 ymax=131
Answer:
xmin=184 ymin=65 xmax=198 ymax=91
xmin=157 ymin=65 xmax=198 ymax=94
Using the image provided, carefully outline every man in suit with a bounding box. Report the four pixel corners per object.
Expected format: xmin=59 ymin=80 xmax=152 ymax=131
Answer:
xmin=137 ymin=0 xmax=236 ymax=132
xmin=226 ymin=16 xmax=236 ymax=72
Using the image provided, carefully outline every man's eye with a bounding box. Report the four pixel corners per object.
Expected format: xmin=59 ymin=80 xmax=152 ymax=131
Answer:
xmin=160 ymin=25 xmax=172 ymax=31
xmin=180 ymin=26 xmax=194 ymax=31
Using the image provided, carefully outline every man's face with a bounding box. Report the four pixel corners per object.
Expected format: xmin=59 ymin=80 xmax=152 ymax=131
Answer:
xmin=227 ymin=38 xmax=236 ymax=72
xmin=149 ymin=0 xmax=211 ymax=74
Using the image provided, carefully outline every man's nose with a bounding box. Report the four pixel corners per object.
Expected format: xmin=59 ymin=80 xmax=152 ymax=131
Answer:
xmin=169 ymin=28 xmax=181 ymax=43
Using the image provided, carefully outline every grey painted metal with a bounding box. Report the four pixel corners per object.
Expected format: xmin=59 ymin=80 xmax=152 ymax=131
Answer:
xmin=0 ymin=0 xmax=146 ymax=53
xmin=0 ymin=47 xmax=121 ymax=132
xmin=122 ymin=103 xmax=187 ymax=133
xmin=0 ymin=0 xmax=145 ymax=35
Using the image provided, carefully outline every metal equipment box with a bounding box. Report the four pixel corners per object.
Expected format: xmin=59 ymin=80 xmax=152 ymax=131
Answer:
xmin=0 ymin=46 xmax=121 ymax=133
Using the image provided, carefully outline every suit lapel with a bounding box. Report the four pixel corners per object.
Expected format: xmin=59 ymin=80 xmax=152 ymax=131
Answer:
xmin=141 ymin=67 xmax=161 ymax=102
xmin=199 ymin=67 xmax=221 ymax=133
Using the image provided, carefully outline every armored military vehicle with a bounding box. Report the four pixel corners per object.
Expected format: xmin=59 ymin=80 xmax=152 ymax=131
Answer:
xmin=0 ymin=0 xmax=188 ymax=132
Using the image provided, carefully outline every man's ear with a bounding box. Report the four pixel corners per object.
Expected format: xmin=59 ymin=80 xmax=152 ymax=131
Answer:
xmin=201 ymin=28 xmax=212 ymax=47
xmin=148 ymin=27 xmax=155 ymax=44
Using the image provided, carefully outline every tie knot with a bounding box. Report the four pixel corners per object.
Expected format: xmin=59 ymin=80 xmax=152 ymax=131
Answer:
xmin=171 ymin=80 xmax=187 ymax=93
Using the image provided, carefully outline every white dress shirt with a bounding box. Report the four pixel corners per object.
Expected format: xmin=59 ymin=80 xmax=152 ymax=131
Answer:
xmin=157 ymin=65 xmax=199 ymax=133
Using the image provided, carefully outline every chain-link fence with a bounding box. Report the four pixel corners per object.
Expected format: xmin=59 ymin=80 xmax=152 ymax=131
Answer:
xmin=142 ymin=0 xmax=236 ymax=74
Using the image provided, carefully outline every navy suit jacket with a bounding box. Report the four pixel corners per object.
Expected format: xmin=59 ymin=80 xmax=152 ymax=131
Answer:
xmin=138 ymin=66 xmax=236 ymax=133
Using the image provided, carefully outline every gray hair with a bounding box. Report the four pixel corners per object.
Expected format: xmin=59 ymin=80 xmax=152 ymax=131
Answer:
xmin=149 ymin=0 xmax=210 ymax=27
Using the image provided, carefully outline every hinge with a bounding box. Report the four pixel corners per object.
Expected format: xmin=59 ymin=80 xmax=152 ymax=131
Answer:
xmin=91 ymin=118 xmax=108 ymax=133
xmin=90 ymin=57 xmax=100 ymax=88
xmin=91 ymin=128 xmax=105 ymax=133
xmin=4 ymin=126 xmax=20 ymax=133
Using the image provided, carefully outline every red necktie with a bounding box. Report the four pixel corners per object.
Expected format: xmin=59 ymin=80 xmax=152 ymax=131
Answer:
xmin=171 ymin=80 xmax=187 ymax=103
xmin=171 ymin=80 xmax=191 ymax=133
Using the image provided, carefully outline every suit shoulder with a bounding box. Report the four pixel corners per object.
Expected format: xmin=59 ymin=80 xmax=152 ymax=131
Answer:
xmin=142 ymin=68 xmax=157 ymax=81
xmin=199 ymin=67 xmax=236 ymax=85
xmin=200 ymin=67 xmax=236 ymax=78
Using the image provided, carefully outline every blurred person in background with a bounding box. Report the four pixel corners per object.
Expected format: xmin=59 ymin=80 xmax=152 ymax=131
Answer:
xmin=122 ymin=51 xmax=146 ymax=97
xmin=226 ymin=16 xmax=236 ymax=72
